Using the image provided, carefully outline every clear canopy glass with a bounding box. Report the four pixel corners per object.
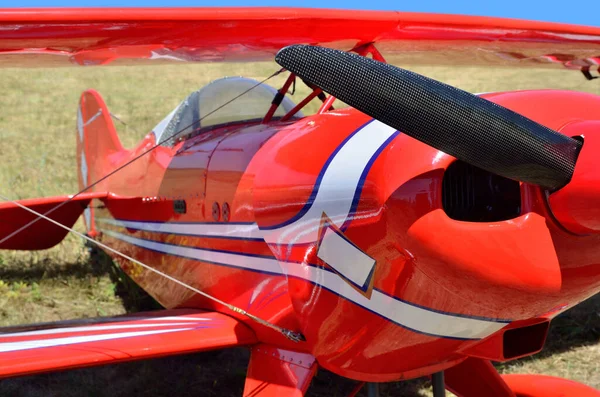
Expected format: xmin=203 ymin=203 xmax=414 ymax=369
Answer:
xmin=152 ymin=77 xmax=302 ymax=145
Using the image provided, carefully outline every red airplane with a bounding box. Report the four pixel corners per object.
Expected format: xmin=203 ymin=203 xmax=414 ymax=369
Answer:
xmin=0 ymin=7 xmax=600 ymax=397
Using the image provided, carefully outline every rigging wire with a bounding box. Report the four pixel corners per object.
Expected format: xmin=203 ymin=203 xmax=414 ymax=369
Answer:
xmin=109 ymin=112 xmax=128 ymax=126
xmin=0 ymin=68 xmax=284 ymax=247
xmin=0 ymin=192 xmax=304 ymax=343
xmin=0 ymin=68 xmax=306 ymax=342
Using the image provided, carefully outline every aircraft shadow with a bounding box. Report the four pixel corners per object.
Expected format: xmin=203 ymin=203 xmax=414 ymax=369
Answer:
xmin=86 ymin=246 xmax=163 ymax=313
xmin=0 ymin=244 xmax=161 ymax=314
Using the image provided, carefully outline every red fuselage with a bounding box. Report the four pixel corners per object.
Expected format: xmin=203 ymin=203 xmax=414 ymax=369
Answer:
xmin=90 ymin=89 xmax=600 ymax=382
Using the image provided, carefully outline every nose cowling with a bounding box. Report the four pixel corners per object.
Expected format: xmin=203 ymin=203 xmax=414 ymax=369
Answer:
xmin=406 ymin=209 xmax=562 ymax=294
xmin=251 ymin=110 xmax=516 ymax=380
xmin=549 ymin=122 xmax=600 ymax=234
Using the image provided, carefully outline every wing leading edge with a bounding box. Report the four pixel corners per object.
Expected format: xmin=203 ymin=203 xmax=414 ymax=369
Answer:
xmin=0 ymin=8 xmax=599 ymax=70
xmin=0 ymin=309 xmax=257 ymax=378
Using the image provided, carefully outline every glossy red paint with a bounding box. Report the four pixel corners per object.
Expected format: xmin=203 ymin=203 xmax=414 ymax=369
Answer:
xmin=3 ymin=87 xmax=600 ymax=388
xmin=0 ymin=310 xmax=257 ymax=378
xmin=445 ymin=358 xmax=516 ymax=397
xmin=73 ymin=89 xmax=600 ymax=383
xmin=502 ymin=374 xmax=600 ymax=397
xmin=1 ymin=8 xmax=600 ymax=69
xmin=407 ymin=211 xmax=562 ymax=293
xmin=549 ymin=122 xmax=600 ymax=234
xmin=0 ymin=191 xmax=106 ymax=249
xmin=1 ymin=11 xmax=600 ymax=393
xmin=449 ymin=367 xmax=600 ymax=397
xmin=243 ymin=344 xmax=316 ymax=397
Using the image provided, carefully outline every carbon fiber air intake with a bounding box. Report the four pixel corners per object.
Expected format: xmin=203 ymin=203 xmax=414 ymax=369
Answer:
xmin=275 ymin=45 xmax=582 ymax=190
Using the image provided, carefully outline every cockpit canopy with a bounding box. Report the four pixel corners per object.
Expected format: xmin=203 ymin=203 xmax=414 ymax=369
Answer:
xmin=152 ymin=77 xmax=302 ymax=146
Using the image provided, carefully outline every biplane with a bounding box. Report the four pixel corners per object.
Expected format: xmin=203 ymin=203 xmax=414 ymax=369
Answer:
xmin=0 ymin=7 xmax=600 ymax=397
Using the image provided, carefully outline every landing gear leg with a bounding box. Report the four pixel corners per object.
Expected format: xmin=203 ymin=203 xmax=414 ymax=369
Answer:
xmin=366 ymin=382 xmax=379 ymax=397
xmin=432 ymin=371 xmax=446 ymax=397
xmin=243 ymin=344 xmax=317 ymax=397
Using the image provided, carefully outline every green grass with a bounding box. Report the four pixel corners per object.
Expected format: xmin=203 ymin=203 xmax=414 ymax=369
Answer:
xmin=0 ymin=62 xmax=599 ymax=396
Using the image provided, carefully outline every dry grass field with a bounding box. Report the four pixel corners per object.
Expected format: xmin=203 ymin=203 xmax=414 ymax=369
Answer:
xmin=0 ymin=61 xmax=599 ymax=396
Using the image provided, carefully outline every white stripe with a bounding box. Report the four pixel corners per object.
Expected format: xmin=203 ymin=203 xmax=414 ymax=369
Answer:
xmin=83 ymin=207 xmax=91 ymax=229
xmin=78 ymin=106 xmax=88 ymax=188
xmin=76 ymin=107 xmax=84 ymax=141
xmin=317 ymin=226 xmax=375 ymax=288
xmin=0 ymin=328 xmax=193 ymax=353
xmin=264 ymin=120 xmax=397 ymax=245
xmin=80 ymin=151 xmax=88 ymax=186
xmin=78 ymin=106 xmax=91 ymax=231
xmin=102 ymin=230 xmax=507 ymax=339
xmin=97 ymin=218 xmax=264 ymax=239
xmin=102 ymin=230 xmax=282 ymax=274
xmin=96 ymin=121 xmax=395 ymax=245
xmin=1 ymin=322 xmax=204 ymax=338
xmin=281 ymin=261 xmax=505 ymax=340
xmin=143 ymin=316 xmax=210 ymax=322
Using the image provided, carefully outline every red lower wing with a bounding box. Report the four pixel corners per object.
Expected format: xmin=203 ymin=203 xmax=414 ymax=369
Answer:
xmin=0 ymin=309 xmax=257 ymax=378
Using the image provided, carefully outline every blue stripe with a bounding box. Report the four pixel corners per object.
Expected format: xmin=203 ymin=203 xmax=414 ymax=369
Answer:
xmin=341 ymin=131 xmax=401 ymax=231
xmin=284 ymin=273 xmax=476 ymax=341
xmin=103 ymin=232 xmax=284 ymax=277
xmin=104 ymin=231 xmax=277 ymax=261
xmin=372 ymin=287 xmax=511 ymax=324
xmin=105 ymin=230 xmax=473 ymax=339
xmin=99 ymin=218 xmax=255 ymax=226
xmin=259 ymin=119 xmax=375 ymax=231
xmin=99 ymin=219 xmax=264 ymax=241
xmin=102 ymin=230 xmax=511 ymax=326
xmin=115 ymin=227 xmax=263 ymax=242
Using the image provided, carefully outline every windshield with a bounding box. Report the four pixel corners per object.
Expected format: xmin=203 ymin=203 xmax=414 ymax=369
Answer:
xmin=152 ymin=77 xmax=302 ymax=146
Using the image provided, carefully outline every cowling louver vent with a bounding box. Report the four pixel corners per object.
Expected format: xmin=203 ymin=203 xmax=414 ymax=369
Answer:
xmin=442 ymin=161 xmax=521 ymax=222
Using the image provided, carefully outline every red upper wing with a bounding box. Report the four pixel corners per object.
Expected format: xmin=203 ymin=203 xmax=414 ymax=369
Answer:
xmin=0 ymin=309 xmax=256 ymax=378
xmin=0 ymin=8 xmax=599 ymax=69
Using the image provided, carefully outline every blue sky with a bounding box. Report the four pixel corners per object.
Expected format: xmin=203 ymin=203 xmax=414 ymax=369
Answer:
xmin=6 ymin=0 xmax=599 ymax=27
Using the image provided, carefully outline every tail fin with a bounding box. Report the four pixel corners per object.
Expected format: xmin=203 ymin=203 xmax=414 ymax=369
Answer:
xmin=76 ymin=90 xmax=124 ymax=235
xmin=0 ymin=192 xmax=108 ymax=250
